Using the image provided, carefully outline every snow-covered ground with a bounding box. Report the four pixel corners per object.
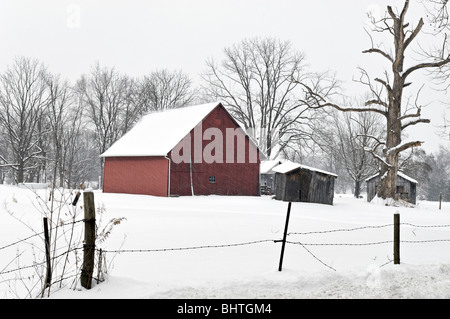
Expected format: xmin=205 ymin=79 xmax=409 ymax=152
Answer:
xmin=1 ymin=184 xmax=450 ymax=299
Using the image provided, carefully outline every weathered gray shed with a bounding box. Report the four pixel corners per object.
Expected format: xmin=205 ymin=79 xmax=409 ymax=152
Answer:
xmin=273 ymin=161 xmax=337 ymax=205
xmin=260 ymin=160 xmax=282 ymax=195
xmin=365 ymin=172 xmax=418 ymax=204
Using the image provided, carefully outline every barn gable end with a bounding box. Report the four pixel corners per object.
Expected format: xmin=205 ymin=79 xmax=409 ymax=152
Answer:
xmin=169 ymin=104 xmax=261 ymax=196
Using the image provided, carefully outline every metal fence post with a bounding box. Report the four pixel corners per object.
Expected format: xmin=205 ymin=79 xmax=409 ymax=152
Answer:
xmin=278 ymin=202 xmax=292 ymax=271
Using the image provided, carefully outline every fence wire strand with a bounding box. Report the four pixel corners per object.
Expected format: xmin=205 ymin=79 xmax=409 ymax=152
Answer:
xmin=288 ymin=224 xmax=394 ymax=236
xmin=291 ymin=241 xmax=337 ymax=271
xmin=402 ymin=239 xmax=450 ymax=243
xmin=101 ymin=239 xmax=276 ymax=253
xmin=288 ymin=222 xmax=450 ymax=237
xmin=0 ymin=247 xmax=82 ymax=276
xmin=0 ymin=219 xmax=84 ymax=252
xmin=286 ymin=240 xmax=394 ymax=247
xmin=401 ymin=223 xmax=450 ymax=229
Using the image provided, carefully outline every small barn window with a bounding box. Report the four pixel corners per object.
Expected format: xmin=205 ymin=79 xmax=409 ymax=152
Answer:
xmin=209 ymin=176 xmax=216 ymax=183
xmin=397 ymin=186 xmax=404 ymax=193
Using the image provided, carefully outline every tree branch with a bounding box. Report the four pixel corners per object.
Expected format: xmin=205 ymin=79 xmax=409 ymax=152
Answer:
xmin=403 ymin=55 xmax=450 ymax=79
xmin=386 ymin=140 xmax=424 ymax=156
xmin=403 ymin=18 xmax=424 ymax=50
xmin=297 ymin=81 xmax=388 ymax=116
xmin=374 ymin=77 xmax=393 ymax=94
xmin=401 ymin=118 xmax=431 ymax=130
xmin=362 ymin=48 xmax=394 ymax=63
xmin=365 ymin=99 xmax=388 ymax=108
xmin=399 ymin=104 xmax=422 ymax=121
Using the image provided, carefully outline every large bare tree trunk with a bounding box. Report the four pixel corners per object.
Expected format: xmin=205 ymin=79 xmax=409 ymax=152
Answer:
xmin=379 ymin=69 xmax=403 ymax=199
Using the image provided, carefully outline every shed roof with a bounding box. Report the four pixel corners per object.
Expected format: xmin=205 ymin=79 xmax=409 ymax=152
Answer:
xmin=260 ymin=160 xmax=282 ymax=174
xmin=272 ymin=160 xmax=337 ymax=177
xmin=365 ymin=171 xmax=418 ymax=184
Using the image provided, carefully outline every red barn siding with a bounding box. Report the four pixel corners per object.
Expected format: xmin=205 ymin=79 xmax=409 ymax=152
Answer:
xmin=169 ymin=105 xmax=260 ymax=196
xmin=103 ymin=156 xmax=168 ymax=196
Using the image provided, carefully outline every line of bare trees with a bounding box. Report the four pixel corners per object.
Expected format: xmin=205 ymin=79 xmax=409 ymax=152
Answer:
xmin=0 ymin=58 xmax=196 ymax=186
xmin=0 ymin=38 xmax=341 ymax=190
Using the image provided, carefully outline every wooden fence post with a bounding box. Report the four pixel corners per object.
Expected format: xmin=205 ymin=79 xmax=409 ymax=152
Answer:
xmin=81 ymin=191 xmax=96 ymax=289
xmin=394 ymin=213 xmax=400 ymax=265
xmin=278 ymin=202 xmax=292 ymax=271
xmin=439 ymin=192 xmax=442 ymax=210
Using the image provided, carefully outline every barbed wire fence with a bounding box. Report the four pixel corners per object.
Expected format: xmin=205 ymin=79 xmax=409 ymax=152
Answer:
xmin=2 ymin=198 xmax=450 ymax=298
xmin=93 ymin=203 xmax=450 ymax=276
xmin=285 ymin=221 xmax=450 ymax=270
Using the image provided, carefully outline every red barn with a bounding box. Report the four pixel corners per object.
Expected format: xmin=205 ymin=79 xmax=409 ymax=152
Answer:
xmin=101 ymin=102 xmax=263 ymax=197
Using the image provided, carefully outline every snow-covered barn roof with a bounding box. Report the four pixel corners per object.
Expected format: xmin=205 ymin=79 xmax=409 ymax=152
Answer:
xmin=101 ymin=101 xmax=263 ymax=158
xmin=101 ymin=102 xmax=220 ymax=157
xmin=272 ymin=160 xmax=337 ymax=177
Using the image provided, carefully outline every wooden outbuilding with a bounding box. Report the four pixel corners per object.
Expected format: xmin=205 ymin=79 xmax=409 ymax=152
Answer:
xmin=260 ymin=160 xmax=282 ymax=195
xmin=273 ymin=161 xmax=337 ymax=205
xmin=101 ymin=102 xmax=263 ymax=197
xmin=365 ymin=172 xmax=418 ymax=204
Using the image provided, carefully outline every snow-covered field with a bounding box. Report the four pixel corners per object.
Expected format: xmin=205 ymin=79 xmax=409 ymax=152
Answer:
xmin=1 ymin=184 xmax=450 ymax=299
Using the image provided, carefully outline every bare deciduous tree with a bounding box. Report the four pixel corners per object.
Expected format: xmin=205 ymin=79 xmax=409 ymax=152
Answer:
xmin=202 ymin=37 xmax=338 ymax=158
xmin=75 ymin=63 xmax=137 ymax=182
xmin=135 ymin=69 xmax=196 ymax=114
xmin=46 ymin=74 xmax=91 ymax=188
xmin=0 ymin=57 xmax=51 ymax=183
xmin=327 ymin=107 xmax=385 ymax=197
xmin=0 ymin=129 xmax=8 ymax=183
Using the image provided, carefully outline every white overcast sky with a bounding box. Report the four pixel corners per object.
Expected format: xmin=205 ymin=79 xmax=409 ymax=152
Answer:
xmin=0 ymin=0 xmax=449 ymax=152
